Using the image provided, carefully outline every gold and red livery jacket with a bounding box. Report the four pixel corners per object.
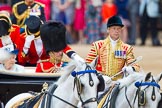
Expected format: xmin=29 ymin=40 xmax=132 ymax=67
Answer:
xmin=0 ymin=24 xmax=20 ymax=48
xmin=35 ymin=45 xmax=74 ymax=73
xmin=86 ymin=36 xmax=140 ymax=80
xmin=17 ymin=33 xmax=48 ymax=66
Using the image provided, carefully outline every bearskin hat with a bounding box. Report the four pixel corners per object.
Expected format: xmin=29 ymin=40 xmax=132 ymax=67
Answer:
xmin=0 ymin=14 xmax=12 ymax=36
xmin=25 ymin=16 xmax=42 ymax=38
xmin=107 ymin=15 xmax=124 ymax=28
xmin=40 ymin=21 xmax=67 ymax=53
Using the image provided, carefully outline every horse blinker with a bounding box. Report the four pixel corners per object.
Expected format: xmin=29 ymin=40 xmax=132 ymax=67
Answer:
xmin=75 ymin=77 xmax=83 ymax=94
xmin=138 ymin=90 xmax=146 ymax=106
xmin=97 ymin=74 xmax=105 ymax=92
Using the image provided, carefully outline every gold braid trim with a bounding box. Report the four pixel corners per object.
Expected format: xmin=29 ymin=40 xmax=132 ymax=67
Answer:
xmin=0 ymin=19 xmax=9 ymax=23
xmin=40 ymin=62 xmax=56 ymax=73
xmin=100 ymin=38 xmax=110 ymax=73
xmin=12 ymin=1 xmax=29 ymax=25
xmin=0 ymin=14 xmax=12 ymax=25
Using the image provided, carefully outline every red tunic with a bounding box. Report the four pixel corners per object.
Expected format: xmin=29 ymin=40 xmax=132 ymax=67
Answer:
xmin=0 ymin=24 xmax=20 ymax=48
xmin=35 ymin=45 xmax=75 ymax=73
xmin=35 ymin=59 xmax=64 ymax=73
xmin=17 ymin=33 xmax=48 ymax=66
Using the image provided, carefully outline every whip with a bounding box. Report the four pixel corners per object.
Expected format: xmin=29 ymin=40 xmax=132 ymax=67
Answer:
xmin=111 ymin=56 xmax=143 ymax=79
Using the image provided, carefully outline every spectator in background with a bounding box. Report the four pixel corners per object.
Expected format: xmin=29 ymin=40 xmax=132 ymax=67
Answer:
xmin=0 ymin=1 xmax=12 ymax=14
xmin=11 ymin=0 xmax=46 ymax=33
xmin=36 ymin=21 xmax=85 ymax=73
xmin=17 ymin=16 xmax=48 ymax=66
xmin=115 ymin=0 xmax=130 ymax=43
xmin=0 ymin=11 xmax=20 ymax=49
xmin=85 ymin=0 xmax=102 ymax=44
xmin=51 ymin=0 xmax=75 ymax=44
xmin=127 ymin=0 xmax=139 ymax=45
xmin=35 ymin=0 xmax=51 ymax=20
xmin=0 ymin=44 xmax=24 ymax=72
xmin=101 ymin=0 xmax=117 ymax=37
xmin=73 ymin=0 xmax=86 ymax=44
xmin=139 ymin=0 xmax=161 ymax=46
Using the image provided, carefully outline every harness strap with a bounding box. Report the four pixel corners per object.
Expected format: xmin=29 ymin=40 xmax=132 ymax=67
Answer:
xmin=125 ymin=87 xmax=133 ymax=108
xmin=45 ymin=91 xmax=78 ymax=108
xmin=82 ymin=97 xmax=97 ymax=106
xmin=133 ymin=88 xmax=139 ymax=107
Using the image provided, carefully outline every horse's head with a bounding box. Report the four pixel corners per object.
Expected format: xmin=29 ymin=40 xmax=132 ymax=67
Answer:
xmin=134 ymin=72 xmax=162 ymax=108
xmin=71 ymin=58 xmax=105 ymax=108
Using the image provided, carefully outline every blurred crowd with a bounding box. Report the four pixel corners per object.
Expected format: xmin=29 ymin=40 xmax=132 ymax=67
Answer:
xmin=0 ymin=0 xmax=162 ymax=46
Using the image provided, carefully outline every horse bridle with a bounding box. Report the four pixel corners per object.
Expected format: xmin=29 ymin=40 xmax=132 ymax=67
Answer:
xmin=125 ymin=76 xmax=160 ymax=108
xmin=72 ymin=64 xmax=98 ymax=107
xmin=45 ymin=64 xmax=99 ymax=108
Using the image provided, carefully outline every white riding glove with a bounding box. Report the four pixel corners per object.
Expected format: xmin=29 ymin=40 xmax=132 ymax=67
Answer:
xmin=122 ymin=66 xmax=135 ymax=74
xmin=23 ymin=35 xmax=34 ymax=54
xmin=71 ymin=53 xmax=85 ymax=65
xmin=1 ymin=35 xmax=13 ymax=46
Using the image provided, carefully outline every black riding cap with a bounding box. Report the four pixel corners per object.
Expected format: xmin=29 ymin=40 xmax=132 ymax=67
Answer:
xmin=107 ymin=15 xmax=124 ymax=28
xmin=25 ymin=16 xmax=42 ymax=38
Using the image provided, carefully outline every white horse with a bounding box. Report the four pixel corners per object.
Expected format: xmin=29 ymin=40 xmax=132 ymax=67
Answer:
xmin=99 ymin=72 xmax=162 ymax=108
xmin=5 ymin=59 xmax=105 ymax=108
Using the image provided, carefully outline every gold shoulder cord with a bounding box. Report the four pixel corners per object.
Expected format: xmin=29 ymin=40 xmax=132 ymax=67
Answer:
xmin=40 ymin=62 xmax=55 ymax=73
xmin=13 ymin=1 xmax=29 ymax=27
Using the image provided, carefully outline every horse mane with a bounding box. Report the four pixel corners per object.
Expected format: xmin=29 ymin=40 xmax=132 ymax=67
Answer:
xmin=55 ymin=60 xmax=76 ymax=85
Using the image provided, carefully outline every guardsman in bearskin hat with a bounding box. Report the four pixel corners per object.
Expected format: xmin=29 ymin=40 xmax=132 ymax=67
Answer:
xmin=11 ymin=0 xmax=46 ymax=33
xmin=35 ymin=21 xmax=85 ymax=73
xmin=0 ymin=11 xmax=20 ymax=49
xmin=0 ymin=44 xmax=24 ymax=72
xmin=17 ymin=16 xmax=48 ymax=66
xmin=86 ymin=15 xmax=140 ymax=80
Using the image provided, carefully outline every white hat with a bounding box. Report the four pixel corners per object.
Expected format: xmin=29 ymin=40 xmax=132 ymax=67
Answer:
xmin=0 ymin=44 xmax=18 ymax=62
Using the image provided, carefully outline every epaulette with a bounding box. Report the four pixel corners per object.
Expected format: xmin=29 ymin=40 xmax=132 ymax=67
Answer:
xmin=12 ymin=1 xmax=28 ymax=20
xmin=35 ymin=1 xmax=45 ymax=7
xmin=13 ymin=1 xmax=24 ymax=8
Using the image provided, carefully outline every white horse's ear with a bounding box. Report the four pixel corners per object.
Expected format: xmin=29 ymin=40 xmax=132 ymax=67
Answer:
xmin=89 ymin=56 xmax=98 ymax=68
xmin=155 ymin=72 xmax=162 ymax=82
xmin=145 ymin=72 xmax=151 ymax=81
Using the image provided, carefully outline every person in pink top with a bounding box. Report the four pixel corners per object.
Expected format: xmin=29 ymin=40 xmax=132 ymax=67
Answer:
xmin=35 ymin=0 xmax=51 ymax=20
xmin=73 ymin=0 xmax=86 ymax=44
